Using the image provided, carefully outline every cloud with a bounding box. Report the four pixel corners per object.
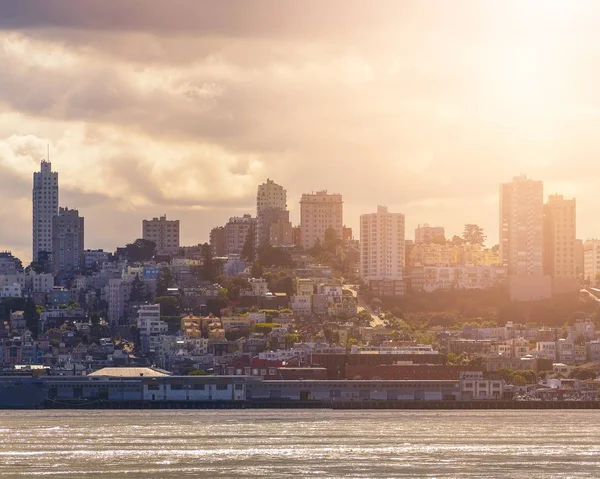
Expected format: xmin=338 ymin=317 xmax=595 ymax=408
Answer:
xmin=1 ymin=2 xmax=600 ymax=263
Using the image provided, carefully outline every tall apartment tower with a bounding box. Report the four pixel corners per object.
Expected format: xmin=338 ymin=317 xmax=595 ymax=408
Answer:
xmin=499 ymin=176 xmax=544 ymax=276
xmin=32 ymin=160 xmax=59 ymax=263
xmin=52 ymin=207 xmax=84 ymax=273
xmin=257 ymin=178 xmax=286 ymax=215
xmin=360 ymin=206 xmax=405 ymax=281
xmin=256 ymin=179 xmax=291 ymax=247
xmin=142 ymin=215 xmax=180 ymax=256
xmin=584 ymin=240 xmax=600 ymax=284
xmin=300 ymin=190 xmax=343 ymax=249
xmin=225 ymin=214 xmax=256 ymax=256
xmin=543 ymin=195 xmax=576 ymax=279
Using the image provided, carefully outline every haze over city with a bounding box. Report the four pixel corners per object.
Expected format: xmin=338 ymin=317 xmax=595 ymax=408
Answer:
xmin=1 ymin=0 xmax=600 ymax=263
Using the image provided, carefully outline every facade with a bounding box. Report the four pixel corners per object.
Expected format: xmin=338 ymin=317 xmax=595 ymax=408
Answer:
xmin=209 ymin=226 xmax=226 ymax=257
xmin=32 ymin=160 xmax=59 ymax=263
xmin=257 ymin=178 xmax=287 ymax=215
xmin=500 ymin=176 xmax=544 ymax=276
xmin=300 ymin=190 xmax=343 ymax=249
xmin=409 ymin=243 xmax=457 ymax=267
xmin=225 ymin=215 xmax=256 ymax=256
xmin=52 ymin=207 xmax=84 ymax=273
xmin=360 ymin=206 xmax=405 ymax=281
xmin=583 ymin=240 xmax=600 ymax=284
xmin=142 ymin=215 xmax=180 ymax=256
xmin=415 ymin=224 xmax=445 ymax=244
xmin=0 ymin=252 xmax=22 ymax=275
xmin=256 ymin=180 xmax=290 ymax=247
xmin=83 ymin=249 xmax=109 ymax=269
xmin=543 ymin=195 xmax=577 ymax=279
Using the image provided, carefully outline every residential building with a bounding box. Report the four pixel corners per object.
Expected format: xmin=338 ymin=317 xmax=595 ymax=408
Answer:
xmin=409 ymin=243 xmax=457 ymax=267
xmin=300 ymin=190 xmax=343 ymax=249
xmin=142 ymin=215 xmax=180 ymax=256
xmin=257 ymin=178 xmax=287 ymax=215
xmin=500 ymin=176 xmax=544 ymax=276
xmin=360 ymin=206 xmax=405 ymax=282
xmin=209 ymin=226 xmax=226 ymax=257
xmin=52 ymin=207 xmax=84 ymax=273
xmin=543 ymin=195 xmax=577 ymax=279
xmin=32 ymin=160 xmax=59 ymax=263
xmin=137 ymin=304 xmax=166 ymax=336
xmin=83 ymin=249 xmax=110 ymax=269
xmin=415 ymin=224 xmax=445 ymax=244
xmin=0 ymin=252 xmax=22 ymax=275
xmin=584 ymin=240 xmax=600 ymax=285
xmin=256 ymin=179 xmax=291 ymax=246
xmin=225 ymin=215 xmax=256 ymax=256
xmin=420 ymin=265 xmax=507 ymax=292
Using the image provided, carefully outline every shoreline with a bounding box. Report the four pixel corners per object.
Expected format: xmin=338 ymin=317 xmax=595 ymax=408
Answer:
xmin=5 ymin=399 xmax=600 ymax=410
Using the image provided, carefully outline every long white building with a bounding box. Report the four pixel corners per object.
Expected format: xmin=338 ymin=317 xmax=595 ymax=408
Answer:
xmin=360 ymin=206 xmax=405 ymax=281
xmin=32 ymin=160 xmax=59 ymax=263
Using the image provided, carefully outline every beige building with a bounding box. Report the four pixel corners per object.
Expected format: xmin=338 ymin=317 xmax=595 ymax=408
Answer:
xmin=409 ymin=242 xmax=457 ymax=266
xmin=584 ymin=240 xmax=600 ymax=284
xmin=225 ymin=214 xmax=256 ymax=256
xmin=543 ymin=195 xmax=576 ymax=279
xmin=500 ymin=176 xmax=544 ymax=276
xmin=360 ymin=206 xmax=405 ymax=281
xmin=256 ymin=179 xmax=291 ymax=246
xmin=300 ymin=190 xmax=343 ymax=249
xmin=257 ymin=178 xmax=286 ymax=214
xmin=142 ymin=215 xmax=180 ymax=255
xmin=414 ymin=224 xmax=445 ymax=244
xmin=460 ymin=244 xmax=501 ymax=266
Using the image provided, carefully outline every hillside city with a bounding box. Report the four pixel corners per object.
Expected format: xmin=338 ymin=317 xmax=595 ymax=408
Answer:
xmin=3 ymin=160 xmax=600 ymax=402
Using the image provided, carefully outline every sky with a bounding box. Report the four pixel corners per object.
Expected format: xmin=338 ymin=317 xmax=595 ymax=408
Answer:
xmin=1 ymin=0 xmax=600 ymax=264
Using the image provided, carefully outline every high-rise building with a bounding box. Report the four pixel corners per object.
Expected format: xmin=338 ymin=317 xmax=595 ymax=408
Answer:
xmin=256 ymin=179 xmax=291 ymax=246
xmin=543 ymin=195 xmax=576 ymax=279
xmin=52 ymin=207 xmax=84 ymax=273
xmin=209 ymin=226 xmax=226 ymax=257
xmin=32 ymin=160 xmax=59 ymax=263
xmin=142 ymin=215 xmax=180 ymax=256
xmin=300 ymin=190 xmax=343 ymax=249
xmin=583 ymin=240 xmax=600 ymax=284
xmin=360 ymin=206 xmax=405 ymax=281
xmin=499 ymin=176 xmax=544 ymax=276
xmin=257 ymin=178 xmax=286 ymax=215
xmin=225 ymin=214 xmax=256 ymax=256
xmin=415 ymin=224 xmax=445 ymax=244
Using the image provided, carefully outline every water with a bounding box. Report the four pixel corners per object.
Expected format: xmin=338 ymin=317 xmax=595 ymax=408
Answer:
xmin=1 ymin=410 xmax=599 ymax=478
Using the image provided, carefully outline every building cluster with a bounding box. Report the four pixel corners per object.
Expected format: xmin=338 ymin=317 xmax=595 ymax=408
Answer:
xmin=1 ymin=162 xmax=598 ymax=402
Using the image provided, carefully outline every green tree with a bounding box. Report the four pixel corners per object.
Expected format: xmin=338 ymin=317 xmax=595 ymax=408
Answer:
xmin=156 ymin=267 xmax=176 ymax=296
xmin=241 ymin=225 xmax=256 ymax=262
xmin=462 ymin=224 xmax=486 ymax=245
xmin=257 ymin=244 xmax=295 ymax=268
xmin=125 ymin=239 xmax=156 ymax=262
xmin=323 ymin=228 xmax=341 ymax=253
xmin=23 ymin=298 xmax=40 ymax=338
xmin=450 ymin=235 xmax=465 ymax=246
xmin=155 ymin=296 xmax=180 ymax=317
xmin=431 ymin=234 xmax=446 ymax=245
xmin=570 ymin=367 xmax=597 ymax=381
xmin=251 ymin=261 xmax=264 ymax=279
xmin=129 ymin=274 xmax=148 ymax=302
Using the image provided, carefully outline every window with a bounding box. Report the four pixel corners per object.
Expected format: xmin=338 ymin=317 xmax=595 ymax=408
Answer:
xmin=216 ymin=384 xmax=228 ymax=391
xmin=147 ymin=384 xmax=160 ymax=391
xmin=192 ymin=384 xmax=205 ymax=390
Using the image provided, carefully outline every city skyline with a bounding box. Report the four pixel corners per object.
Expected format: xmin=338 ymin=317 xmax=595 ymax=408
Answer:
xmin=2 ymin=1 xmax=600 ymax=262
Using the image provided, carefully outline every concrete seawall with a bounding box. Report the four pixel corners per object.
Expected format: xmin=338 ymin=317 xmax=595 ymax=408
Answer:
xmin=38 ymin=399 xmax=600 ymax=410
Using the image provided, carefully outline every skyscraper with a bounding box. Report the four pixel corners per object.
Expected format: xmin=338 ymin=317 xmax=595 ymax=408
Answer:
xmin=543 ymin=195 xmax=576 ymax=279
xmin=360 ymin=206 xmax=405 ymax=281
xmin=256 ymin=179 xmax=291 ymax=246
xmin=32 ymin=160 xmax=59 ymax=263
xmin=52 ymin=207 xmax=84 ymax=273
xmin=142 ymin=215 xmax=180 ymax=256
xmin=300 ymin=190 xmax=343 ymax=249
xmin=500 ymin=176 xmax=544 ymax=276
